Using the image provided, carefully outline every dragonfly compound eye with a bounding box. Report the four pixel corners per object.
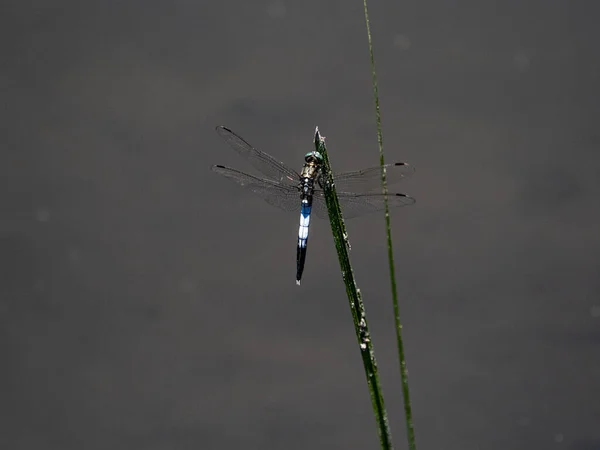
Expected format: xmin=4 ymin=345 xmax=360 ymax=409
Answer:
xmin=304 ymin=151 xmax=323 ymax=164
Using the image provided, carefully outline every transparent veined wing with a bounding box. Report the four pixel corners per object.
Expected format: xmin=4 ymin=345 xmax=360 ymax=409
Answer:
xmin=311 ymin=190 xmax=415 ymax=219
xmin=211 ymin=165 xmax=301 ymax=212
xmin=215 ymin=126 xmax=300 ymax=185
xmin=328 ymin=163 xmax=415 ymax=193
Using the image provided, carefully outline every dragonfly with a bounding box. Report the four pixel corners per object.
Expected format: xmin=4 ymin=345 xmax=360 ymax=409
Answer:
xmin=211 ymin=126 xmax=415 ymax=285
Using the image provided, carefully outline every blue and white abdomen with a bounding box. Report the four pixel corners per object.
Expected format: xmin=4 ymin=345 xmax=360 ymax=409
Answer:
xmin=298 ymin=199 xmax=311 ymax=248
xmin=296 ymin=198 xmax=312 ymax=285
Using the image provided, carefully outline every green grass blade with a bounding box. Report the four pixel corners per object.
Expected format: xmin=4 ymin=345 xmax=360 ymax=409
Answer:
xmin=314 ymin=127 xmax=393 ymax=450
xmin=362 ymin=1 xmax=417 ymax=449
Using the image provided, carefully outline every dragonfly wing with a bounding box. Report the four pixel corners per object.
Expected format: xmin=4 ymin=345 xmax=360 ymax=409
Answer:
xmin=216 ymin=126 xmax=300 ymax=185
xmin=312 ymin=189 xmax=415 ymax=219
xmin=330 ymin=163 xmax=415 ymax=192
xmin=311 ymin=194 xmax=329 ymax=219
xmin=212 ymin=165 xmax=300 ymax=212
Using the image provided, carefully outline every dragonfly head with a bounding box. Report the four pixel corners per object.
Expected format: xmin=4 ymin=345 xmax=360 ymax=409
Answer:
xmin=304 ymin=151 xmax=323 ymax=165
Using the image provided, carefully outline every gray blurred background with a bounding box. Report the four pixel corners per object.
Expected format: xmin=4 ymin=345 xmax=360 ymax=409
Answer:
xmin=2 ymin=1 xmax=599 ymax=449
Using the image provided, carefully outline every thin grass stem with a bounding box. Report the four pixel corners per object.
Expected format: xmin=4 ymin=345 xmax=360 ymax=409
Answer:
xmin=361 ymin=1 xmax=417 ymax=449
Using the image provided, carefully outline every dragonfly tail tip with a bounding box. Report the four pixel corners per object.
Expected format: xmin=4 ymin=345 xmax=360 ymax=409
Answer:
xmin=296 ymin=279 xmax=301 ymax=286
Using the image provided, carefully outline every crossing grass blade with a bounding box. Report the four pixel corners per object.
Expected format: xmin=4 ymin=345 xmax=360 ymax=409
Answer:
xmin=362 ymin=0 xmax=417 ymax=449
xmin=315 ymin=127 xmax=393 ymax=450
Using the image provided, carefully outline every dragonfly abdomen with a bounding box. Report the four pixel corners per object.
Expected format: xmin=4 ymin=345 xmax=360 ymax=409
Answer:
xmin=298 ymin=199 xmax=312 ymax=248
xmin=296 ymin=198 xmax=312 ymax=285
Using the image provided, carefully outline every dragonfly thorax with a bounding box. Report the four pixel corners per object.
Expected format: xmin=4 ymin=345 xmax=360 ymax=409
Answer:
xmin=299 ymin=161 xmax=319 ymax=199
xmin=300 ymin=160 xmax=320 ymax=179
